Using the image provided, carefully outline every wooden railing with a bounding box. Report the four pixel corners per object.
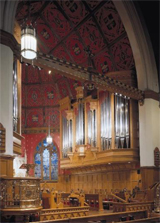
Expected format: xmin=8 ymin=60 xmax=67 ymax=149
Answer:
xmin=36 ymin=210 xmax=150 ymax=223
xmin=113 ymin=201 xmax=154 ymax=213
xmin=40 ymin=206 xmax=89 ymax=221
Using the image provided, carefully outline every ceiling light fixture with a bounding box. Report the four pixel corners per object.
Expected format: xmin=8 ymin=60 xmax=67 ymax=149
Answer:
xmin=21 ymin=1 xmax=37 ymax=60
xmin=46 ymin=115 xmax=52 ymax=145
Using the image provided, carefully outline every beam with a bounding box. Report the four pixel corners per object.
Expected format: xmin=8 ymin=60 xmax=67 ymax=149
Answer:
xmin=22 ymin=52 xmax=144 ymax=101
xmin=0 ymin=30 xmax=144 ymax=101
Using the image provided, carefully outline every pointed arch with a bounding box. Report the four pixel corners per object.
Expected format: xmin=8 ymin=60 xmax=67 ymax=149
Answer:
xmin=113 ymin=0 xmax=159 ymax=92
xmin=34 ymin=138 xmax=58 ymax=181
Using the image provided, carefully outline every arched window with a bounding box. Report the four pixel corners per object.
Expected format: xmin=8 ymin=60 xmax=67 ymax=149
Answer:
xmin=34 ymin=138 xmax=58 ymax=181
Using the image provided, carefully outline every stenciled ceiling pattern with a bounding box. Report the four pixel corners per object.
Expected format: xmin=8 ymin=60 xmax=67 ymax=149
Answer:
xmin=16 ymin=0 xmax=136 ymax=131
xmin=21 ymin=64 xmax=79 ymax=130
xmin=16 ymin=0 xmax=135 ymax=74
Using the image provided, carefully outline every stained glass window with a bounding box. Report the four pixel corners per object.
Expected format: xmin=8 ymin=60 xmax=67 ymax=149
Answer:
xmin=34 ymin=139 xmax=58 ymax=181
xmin=35 ymin=153 xmax=41 ymax=178
xmin=43 ymin=148 xmax=50 ymax=180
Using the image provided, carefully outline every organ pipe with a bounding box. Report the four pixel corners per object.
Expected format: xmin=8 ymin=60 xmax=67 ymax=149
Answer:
xmin=69 ymin=119 xmax=73 ymax=151
xmin=101 ymin=94 xmax=112 ymax=150
xmin=88 ymin=109 xmax=97 ymax=147
xmin=93 ymin=110 xmax=96 ymax=147
xmin=115 ymin=94 xmax=130 ymax=148
xmin=62 ymin=111 xmax=73 ymax=158
xmin=88 ymin=110 xmax=92 ymax=145
xmin=62 ymin=117 xmax=68 ymax=158
xmin=125 ymin=98 xmax=130 ymax=148
xmin=76 ymin=102 xmax=85 ymax=145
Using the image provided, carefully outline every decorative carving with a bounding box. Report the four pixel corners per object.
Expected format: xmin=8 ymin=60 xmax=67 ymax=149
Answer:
xmin=40 ymin=206 xmax=89 ymax=221
xmin=139 ymin=99 xmax=144 ymax=106
xmin=75 ymin=86 xmax=84 ymax=99
xmin=154 ymin=182 xmax=160 ymax=212
xmin=66 ymin=110 xmax=74 ymax=121
xmin=20 ymin=164 xmax=36 ymax=177
xmin=90 ymin=101 xmax=98 ymax=111
xmin=154 ymin=147 xmax=160 ymax=167
xmin=0 ymin=123 xmax=5 ymax=152
xmin=0 ymin=177 xmax=41 ymax=210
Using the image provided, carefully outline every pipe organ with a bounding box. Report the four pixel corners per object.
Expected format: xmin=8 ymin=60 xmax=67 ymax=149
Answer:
xmin=115 ymin=94 xmax=130 ymax=149
xmin=59 ymin=87 xmax=139 ymax=165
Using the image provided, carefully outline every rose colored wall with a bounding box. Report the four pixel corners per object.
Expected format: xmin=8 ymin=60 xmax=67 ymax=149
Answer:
xmin=21 ymin=132 xmax=62 ymax=175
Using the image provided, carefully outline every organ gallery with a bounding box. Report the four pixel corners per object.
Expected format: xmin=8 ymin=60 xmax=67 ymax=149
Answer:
xmin=0 ymin=0 xmax=159 ymax=222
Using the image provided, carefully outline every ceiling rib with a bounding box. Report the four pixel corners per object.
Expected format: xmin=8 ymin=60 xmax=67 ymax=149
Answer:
xmin=22 ymin=52 xmax=144 ymax=101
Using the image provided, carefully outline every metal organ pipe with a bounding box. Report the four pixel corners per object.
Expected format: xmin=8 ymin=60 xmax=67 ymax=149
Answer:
xmin=88 ymin=109 xmax=97 ymax=147
xmin=115 ymin=95 xmax=120 ymax=149
xmin=91 ymin=110 xmax=94 ymax=146
xmin=120 ymin=96 xmax=125 ymax=148
xmin=101 ymin=93 xmax=112 ymax=150
xmin=93 ymin=110 xmax=97 ymax=147
xmin=88 ymin=110 xmax=91 ymax=145
xmin=69 ymin=119 xmax=73 ymax=152
xmin=76 ymin=102 xmax=85 ymax=145
xmin=62 ymin=115 xmax=73 ymax=157
xmin=115 ymin=94 xmax=130 ymax=148
xmin=62 ymin=117 xmax=66 ymax=157
xmin=125 ymin=98 xmax=130 ymax=148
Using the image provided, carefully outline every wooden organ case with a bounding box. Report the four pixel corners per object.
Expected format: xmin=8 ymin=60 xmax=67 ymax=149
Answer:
xmin=59 ymin=85 xmax=139 ymax=171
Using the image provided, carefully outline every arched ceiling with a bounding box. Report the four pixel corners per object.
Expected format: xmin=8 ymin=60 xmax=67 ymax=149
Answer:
xmin=16 ymin=0 xmax=135 ymax=75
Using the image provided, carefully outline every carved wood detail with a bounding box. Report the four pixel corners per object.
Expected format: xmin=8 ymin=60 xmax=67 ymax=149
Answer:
xmin=154 ymin=147 xmax=160 ymax=167
xmin=0 ymin=123 xmax=5 ymax=153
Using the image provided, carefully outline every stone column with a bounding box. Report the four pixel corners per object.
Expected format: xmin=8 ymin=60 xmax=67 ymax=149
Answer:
xmin=0 ymin=0 xmax=18 ymax=176
xmin=139 ymin=98 xmax=160 ymax=192
xmin=0 ymin=44 xmax=13 ymax=155
xmin=139 ymin=99 xmax=160 ymax=167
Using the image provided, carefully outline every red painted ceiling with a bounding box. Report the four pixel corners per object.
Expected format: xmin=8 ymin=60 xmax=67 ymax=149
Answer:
xmin=16 ymin=0 xmax=135 ymax=74
xmin=16 ymin=0 xmax=135 ymax=130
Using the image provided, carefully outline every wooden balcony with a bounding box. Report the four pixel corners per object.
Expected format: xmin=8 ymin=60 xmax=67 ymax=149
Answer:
xmin=60 ymin=148 xmax=139 ymax=171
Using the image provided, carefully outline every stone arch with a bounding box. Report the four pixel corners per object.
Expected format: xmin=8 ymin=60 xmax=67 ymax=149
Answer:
xmin=114 ymin=0 xmax=159 ymax=92
xmin=0 ymin=0 xmax=18 ymax=34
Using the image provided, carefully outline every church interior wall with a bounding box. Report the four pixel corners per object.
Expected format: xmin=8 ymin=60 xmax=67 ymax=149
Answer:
xmin=0 ymin=0 xmax=159 ymax=221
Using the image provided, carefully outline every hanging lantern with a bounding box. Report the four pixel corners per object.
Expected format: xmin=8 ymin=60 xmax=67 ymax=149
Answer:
xmin=46 ymin=115 xmax=52 ymax=145
xmin=21 ymin=24 xmax=37 ymax=60
xmin=46 ymin=134 xmax=53 ymax=144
